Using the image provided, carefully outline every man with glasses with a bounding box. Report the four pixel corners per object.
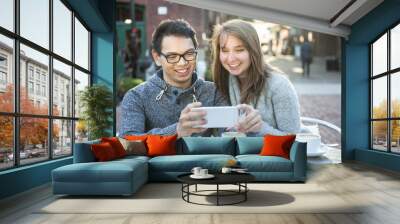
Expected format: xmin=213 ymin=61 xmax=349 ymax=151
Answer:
xmin=119 ymin=19 xmax=227 ymax=138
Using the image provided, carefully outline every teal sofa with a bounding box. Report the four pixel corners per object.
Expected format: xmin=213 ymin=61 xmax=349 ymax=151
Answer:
xmin=52 ymin=137 xmax=307 ymax=196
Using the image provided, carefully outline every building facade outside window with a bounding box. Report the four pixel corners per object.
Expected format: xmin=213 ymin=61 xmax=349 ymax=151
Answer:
xmin=0 ymin=0 xmax=91 ymax=170
xmin=0 ymin=71 xmax=6 ymax=85
xmin=370 ymin=22 xmax=400 ymax=154
xmin=28 ymin=81 xmax=34 ymax=94
xmin=0 ymin=54 xmax=7 ymax=90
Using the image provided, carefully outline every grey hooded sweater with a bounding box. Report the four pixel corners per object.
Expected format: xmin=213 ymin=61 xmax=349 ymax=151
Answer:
xmin=119 ymin=70 xmax=228 ymax=137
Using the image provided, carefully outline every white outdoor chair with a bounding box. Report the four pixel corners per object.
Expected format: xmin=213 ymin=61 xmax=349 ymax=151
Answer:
xmin=297 ymin=117 xmax=341 ymax=157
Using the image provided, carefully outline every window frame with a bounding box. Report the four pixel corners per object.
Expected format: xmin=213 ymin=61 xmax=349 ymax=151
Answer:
xmin=0 ymin=0 xmax=92 ymax=171
xmin=370 ymin=20 xmax=400 ymax=154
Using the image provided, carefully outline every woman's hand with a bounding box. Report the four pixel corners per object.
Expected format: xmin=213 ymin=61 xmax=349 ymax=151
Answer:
xmin=176 ymin=102 xmax=207 ymax=138
xmin=235 ymin=104 xmax=263 ymax=133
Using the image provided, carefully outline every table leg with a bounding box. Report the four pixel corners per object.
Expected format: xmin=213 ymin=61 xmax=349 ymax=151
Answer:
xmin=217 ymin=184 xmax=219 ymax=206
xmin=187 ymin=184 xmax=190 ymax=202
xmin=181 ymin=184 xmax=183 ymax=199
xmin=245 ymin=183 xmax=247 ymax=201
xmin=195 ymin=184 xmax=197 ymax=192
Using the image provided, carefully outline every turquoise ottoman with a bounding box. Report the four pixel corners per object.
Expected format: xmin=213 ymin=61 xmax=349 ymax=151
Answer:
xmin=52 ymin=156 xmax=148 ymax=196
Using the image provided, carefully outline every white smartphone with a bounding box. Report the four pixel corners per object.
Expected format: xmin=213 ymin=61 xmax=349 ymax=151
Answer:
xmin=192 ymin=106 xmax=240 ymax=128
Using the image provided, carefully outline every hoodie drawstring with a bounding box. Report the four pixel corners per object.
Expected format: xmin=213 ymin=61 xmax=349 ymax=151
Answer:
xmin=156 ymin=85 xmax=168 ymax=101
xmin=156 ymin=85 xmax=198 ymax=103
xmin=192 ymin=86 xmax=198 ymax=103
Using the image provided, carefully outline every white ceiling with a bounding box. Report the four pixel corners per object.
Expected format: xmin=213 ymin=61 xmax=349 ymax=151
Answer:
xmin=167 ymin=0 xmax=384 ymax=38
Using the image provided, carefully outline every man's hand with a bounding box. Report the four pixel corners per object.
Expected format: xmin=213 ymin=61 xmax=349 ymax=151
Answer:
xmin=235 ymin=104 xmax=263 ymax=133
xmin=177 ymin=102 xmax=208 ymax=138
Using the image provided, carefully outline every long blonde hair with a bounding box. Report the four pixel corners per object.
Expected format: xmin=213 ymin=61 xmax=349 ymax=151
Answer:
xmin=211 ymin=19 xmax=268 ymax=104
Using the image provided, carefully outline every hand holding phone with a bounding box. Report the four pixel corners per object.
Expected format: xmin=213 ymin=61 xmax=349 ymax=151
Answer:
xmin=192 ymin=106 xmax=240 ymax=128
xmin=235 ymin=104 xmax=263 ymax=133
xmin=177 ymin=102 xmax=207 ymax=138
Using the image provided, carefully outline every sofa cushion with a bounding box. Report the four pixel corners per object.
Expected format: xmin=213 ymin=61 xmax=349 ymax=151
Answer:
xmin=147 ymin=135 xmax=177 ymax=157
xmin=124 ymin=135 xmax=148 ymax=142
xmin=260 ymin=135 xmax=296 ymax=159
xmin=236 ymin=137 xmax=263 ymax=155
xmin=124 ymin=135 xmax=148 ymax=148
xmin=52 ymin=158 xmax=147 ymax=183
xmin=236 ymin=155 xmax=293 ymax=172
xmin=148 ymin=154 xmax=235 ymax=172
xmin=73 ymin=139 xmax=100 ymax=163
xmin=179 ymin=137 xmax=235 ymax=155
xmin=119 ymin=138 xmax=147 ymax=156
xmin=115 ymin=155 xmax=150 ymax=164
xmin=101 ymin=137 xmax=127 ymax=158
xmin=91 ymin=142 xmax=118 ymax=162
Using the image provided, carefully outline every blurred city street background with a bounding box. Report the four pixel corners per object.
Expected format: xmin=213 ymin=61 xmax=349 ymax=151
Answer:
xmin=114 ymin=0 xmax=342 ymax=163
xmin=0 ymin=0 xmax=342 ymax=170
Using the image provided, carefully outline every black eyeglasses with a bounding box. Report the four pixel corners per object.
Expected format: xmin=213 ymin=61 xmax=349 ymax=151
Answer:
xmin=160 ymin=50 xmax=197 ymax=64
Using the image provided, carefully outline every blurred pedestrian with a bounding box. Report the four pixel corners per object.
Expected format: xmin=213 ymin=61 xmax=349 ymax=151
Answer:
xmin=300 ymin=37 xmax=312 ymax=77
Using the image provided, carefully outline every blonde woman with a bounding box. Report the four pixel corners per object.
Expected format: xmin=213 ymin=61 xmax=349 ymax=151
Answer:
xmin=211 ymin=19 xmax=300 ymax=136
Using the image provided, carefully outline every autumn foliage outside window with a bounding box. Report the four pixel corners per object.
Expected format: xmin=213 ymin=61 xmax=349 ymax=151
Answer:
xmin=0 ymin=84 xmax=60 ymax=167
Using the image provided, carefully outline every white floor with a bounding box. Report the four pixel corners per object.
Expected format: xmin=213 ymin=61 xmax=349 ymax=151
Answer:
xmin=308 ymin=146 xmax=342 ymax=166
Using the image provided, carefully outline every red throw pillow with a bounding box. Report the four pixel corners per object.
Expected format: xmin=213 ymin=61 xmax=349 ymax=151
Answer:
xmin=91 ymin=142 xmax=117 ymax=161
xmin=101 ymin=137 xmax=127 ymax=158
xmin=259 ymin=134 xmax=296 ymax=159
xmin=146 ymin=135 xmax=177 ymax=157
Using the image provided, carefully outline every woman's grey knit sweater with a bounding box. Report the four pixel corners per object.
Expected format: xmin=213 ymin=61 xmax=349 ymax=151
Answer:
xmin=229 ymin=72 xmax=301 ymax=136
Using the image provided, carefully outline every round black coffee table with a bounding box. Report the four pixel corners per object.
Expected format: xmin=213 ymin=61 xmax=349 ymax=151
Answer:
xmin=177 ymin=173 xmax=255 ymax=206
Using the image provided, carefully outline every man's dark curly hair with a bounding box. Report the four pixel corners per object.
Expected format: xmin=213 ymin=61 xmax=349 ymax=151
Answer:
xmin=151 ymin=19 xmax=198 ymax=54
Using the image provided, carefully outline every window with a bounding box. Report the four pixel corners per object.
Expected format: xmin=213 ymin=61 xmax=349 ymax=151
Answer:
xmin=35 ymin=70 xmax=41 ymax=81
xmin=53 ymin=119 xmax=72 ymax=158
xmin=53 ymin=0 xmax=72 ymax=60
xmin=42 ymin=85 xmax=46 ymax=97
xmin=0 ymin=0 xmax=14 ymax=32
xmin=0 ymin=71 xmax=6 ymax=85
xmin=0 ymin=54 xmax=7 ymax=86
xmin=41 ymin=73 xmax=46 ymax=83
xmin=0 ymin=0 xmax=91 ymax=170
xmin=370 ymin=23 xmax=400 ymax=154
xmin=74 ymin=69 xmax=89 ymax=119
xmin=75 ymin=17 xmax=89 ymax=70
xmin=53 ymin=59 xmax=72 ymax=117
xmin=28 ymin=67 xmax=34 ymax=80
xmin=28 ymin=81 xmax=34 ymax=94
xmin=36 ymin=83 xmax=40 ymax=95
xmin=0 ymin=116 xmax=13 ymax=170
xmin=0 ymin=35 xmax=13 ymax=113
xmin=0 ymin=55 xmax=7 ymax=67
xmin=20 ymin=0 xmax=49 ymax=49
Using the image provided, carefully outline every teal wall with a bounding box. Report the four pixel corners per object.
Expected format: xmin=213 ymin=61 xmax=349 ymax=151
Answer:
xmin=92 ymin=31 xmax=115 ymax=135
xmin=344 ymin=0 xmax=400 ymax=171
xmin=0 ymin=0 xmax=115 ymax=200
xmin=0 ymin=158 xmax=72 ymax=199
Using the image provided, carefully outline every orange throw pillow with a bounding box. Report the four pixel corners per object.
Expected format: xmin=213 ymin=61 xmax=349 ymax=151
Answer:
xmin=91 ymin=142 xmax=117 ymax=162
xmin=259 ymin=134 xmax=296 ymax=159
xmin=101 ymin=137 xmax=127 ymax=158
xmin=124 ymin=135 xmax=148 ymax=142
xmin=146 ymin=135 xmax=177 ymax=157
